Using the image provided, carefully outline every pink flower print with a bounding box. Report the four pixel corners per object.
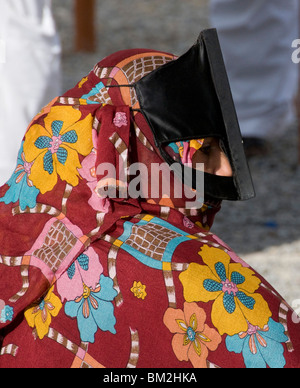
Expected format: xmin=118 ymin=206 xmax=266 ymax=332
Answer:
xmin=183 ymin=216 xmax=194 ymax=229
xmin=221 ymin=279 xmax=239 ymax=296
xmin=113 ymin=112 xmax=128 ymax=128
xmin=15 ymin=152 xmax=34 ymax=187
xmin=56 ymin=247 xmax=103 ymax=302
xmin=78 ymin=149 xmax=110 ymax=213
xmin=49 ymin=135 xmax=63 ymax=154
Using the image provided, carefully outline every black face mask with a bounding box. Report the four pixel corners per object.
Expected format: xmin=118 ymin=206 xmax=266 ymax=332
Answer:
xmin=134 ymin=29 xmax=255 ymax=201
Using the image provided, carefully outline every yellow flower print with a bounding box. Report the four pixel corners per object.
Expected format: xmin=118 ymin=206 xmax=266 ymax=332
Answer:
xmin=24 ymin=286 xmax=62 ymax=339
xmin=131 ymin=281 xmax=147 ymax=300
xmin=23 ymin=106 xmax=93 ymax=194
xmin=179 ymin=246 xmax=272 ymax=336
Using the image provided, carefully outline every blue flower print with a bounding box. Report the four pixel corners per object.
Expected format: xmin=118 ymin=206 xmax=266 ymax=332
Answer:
xmin=0 ymin=142 xmax=39 ymax=210
xmin=34 ymin=119 xmax=78 ymax=175
xmin=0 ymin=305 xmax=14 ymax=323
xmin=64 ymin=274 xmax=118 ymax=343
xmin=226 ymin=319 xmax=288 ymax=368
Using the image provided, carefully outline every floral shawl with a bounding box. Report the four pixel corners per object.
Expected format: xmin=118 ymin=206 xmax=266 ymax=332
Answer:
xmin=0 ymin=49 xmax=299 ymax=369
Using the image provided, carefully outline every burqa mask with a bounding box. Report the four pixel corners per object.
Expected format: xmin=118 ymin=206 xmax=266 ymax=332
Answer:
xmin=134 ymin=29 xmax=255 ymax=201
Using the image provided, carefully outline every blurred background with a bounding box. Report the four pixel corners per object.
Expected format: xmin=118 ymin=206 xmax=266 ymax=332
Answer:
xmin=1 ymin=0 xmax=300 ymax=305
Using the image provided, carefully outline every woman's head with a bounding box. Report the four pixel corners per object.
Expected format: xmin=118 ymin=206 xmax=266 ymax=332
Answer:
xmin=134 ymin=29 xmax=255 ymax=202
xmin=72 ymin=29 xmax=254 ymax=205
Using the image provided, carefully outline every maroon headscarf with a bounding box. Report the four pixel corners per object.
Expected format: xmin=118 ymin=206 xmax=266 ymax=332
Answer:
xmin=0 ymin=47 xmax=299 ymax=369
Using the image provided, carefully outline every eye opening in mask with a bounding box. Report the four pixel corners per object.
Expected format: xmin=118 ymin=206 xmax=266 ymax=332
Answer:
xmin=164 ymin=136 xmax=233 ymax=178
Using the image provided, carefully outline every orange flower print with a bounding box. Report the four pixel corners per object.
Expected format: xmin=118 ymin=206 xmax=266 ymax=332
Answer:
xmin=163 ymin=302 xmax=222 ymax=368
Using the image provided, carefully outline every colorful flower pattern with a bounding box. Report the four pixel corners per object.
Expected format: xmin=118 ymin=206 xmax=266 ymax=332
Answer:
xmin=23 ymin=106 xmax=93 ymax=194
xmin=64 ymin=274 xmax=117 ymax=343
xmin=179 ymin=246 xmax=272 ymax=336
xmin=226 ymin=319 xmax=288 ymax=368
xmin=0 ymin=63 xmax=297 ymax=368
xmin=166 ymin=138 xmax=204 ymax=165
xmin=57 ymin=248 xmax=104 ymax=303
xmin=0 ymin=143 xmax=39 ymax=210
xmin=78 ymin=148 xmax=110 ymax=213
xmin=24 ymin=286 xmax=62 ymax=339
xmin=164 ymin=302 xmax=222 ymax=368
xmin=131 ymin=281 xmax=147 ymax=300
xmin=0 ymin=304 xmax=14 ymax=324
xmin=113 ymin=112 xmax=128 ymax=128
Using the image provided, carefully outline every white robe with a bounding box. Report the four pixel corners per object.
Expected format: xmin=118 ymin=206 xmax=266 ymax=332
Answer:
xmin=0 ymin=0 xmax=61 ymax=186
xmin=210 ymin=0 xmax=299 ymax=139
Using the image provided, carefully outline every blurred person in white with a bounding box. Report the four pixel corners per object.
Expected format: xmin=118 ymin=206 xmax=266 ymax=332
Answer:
xmin=0 ymin=0 xmax=61 ymax=186
xmin=210 ymin=0 xmax=299 ymax=157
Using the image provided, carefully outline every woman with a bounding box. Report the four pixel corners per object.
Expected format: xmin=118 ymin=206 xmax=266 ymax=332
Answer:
xmin=0 ymin=29 xmax=299 ymax=368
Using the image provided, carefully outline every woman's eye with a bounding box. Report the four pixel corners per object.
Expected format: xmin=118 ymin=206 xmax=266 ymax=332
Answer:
xmin=201 ymin=145 xmax=211 ymax=155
